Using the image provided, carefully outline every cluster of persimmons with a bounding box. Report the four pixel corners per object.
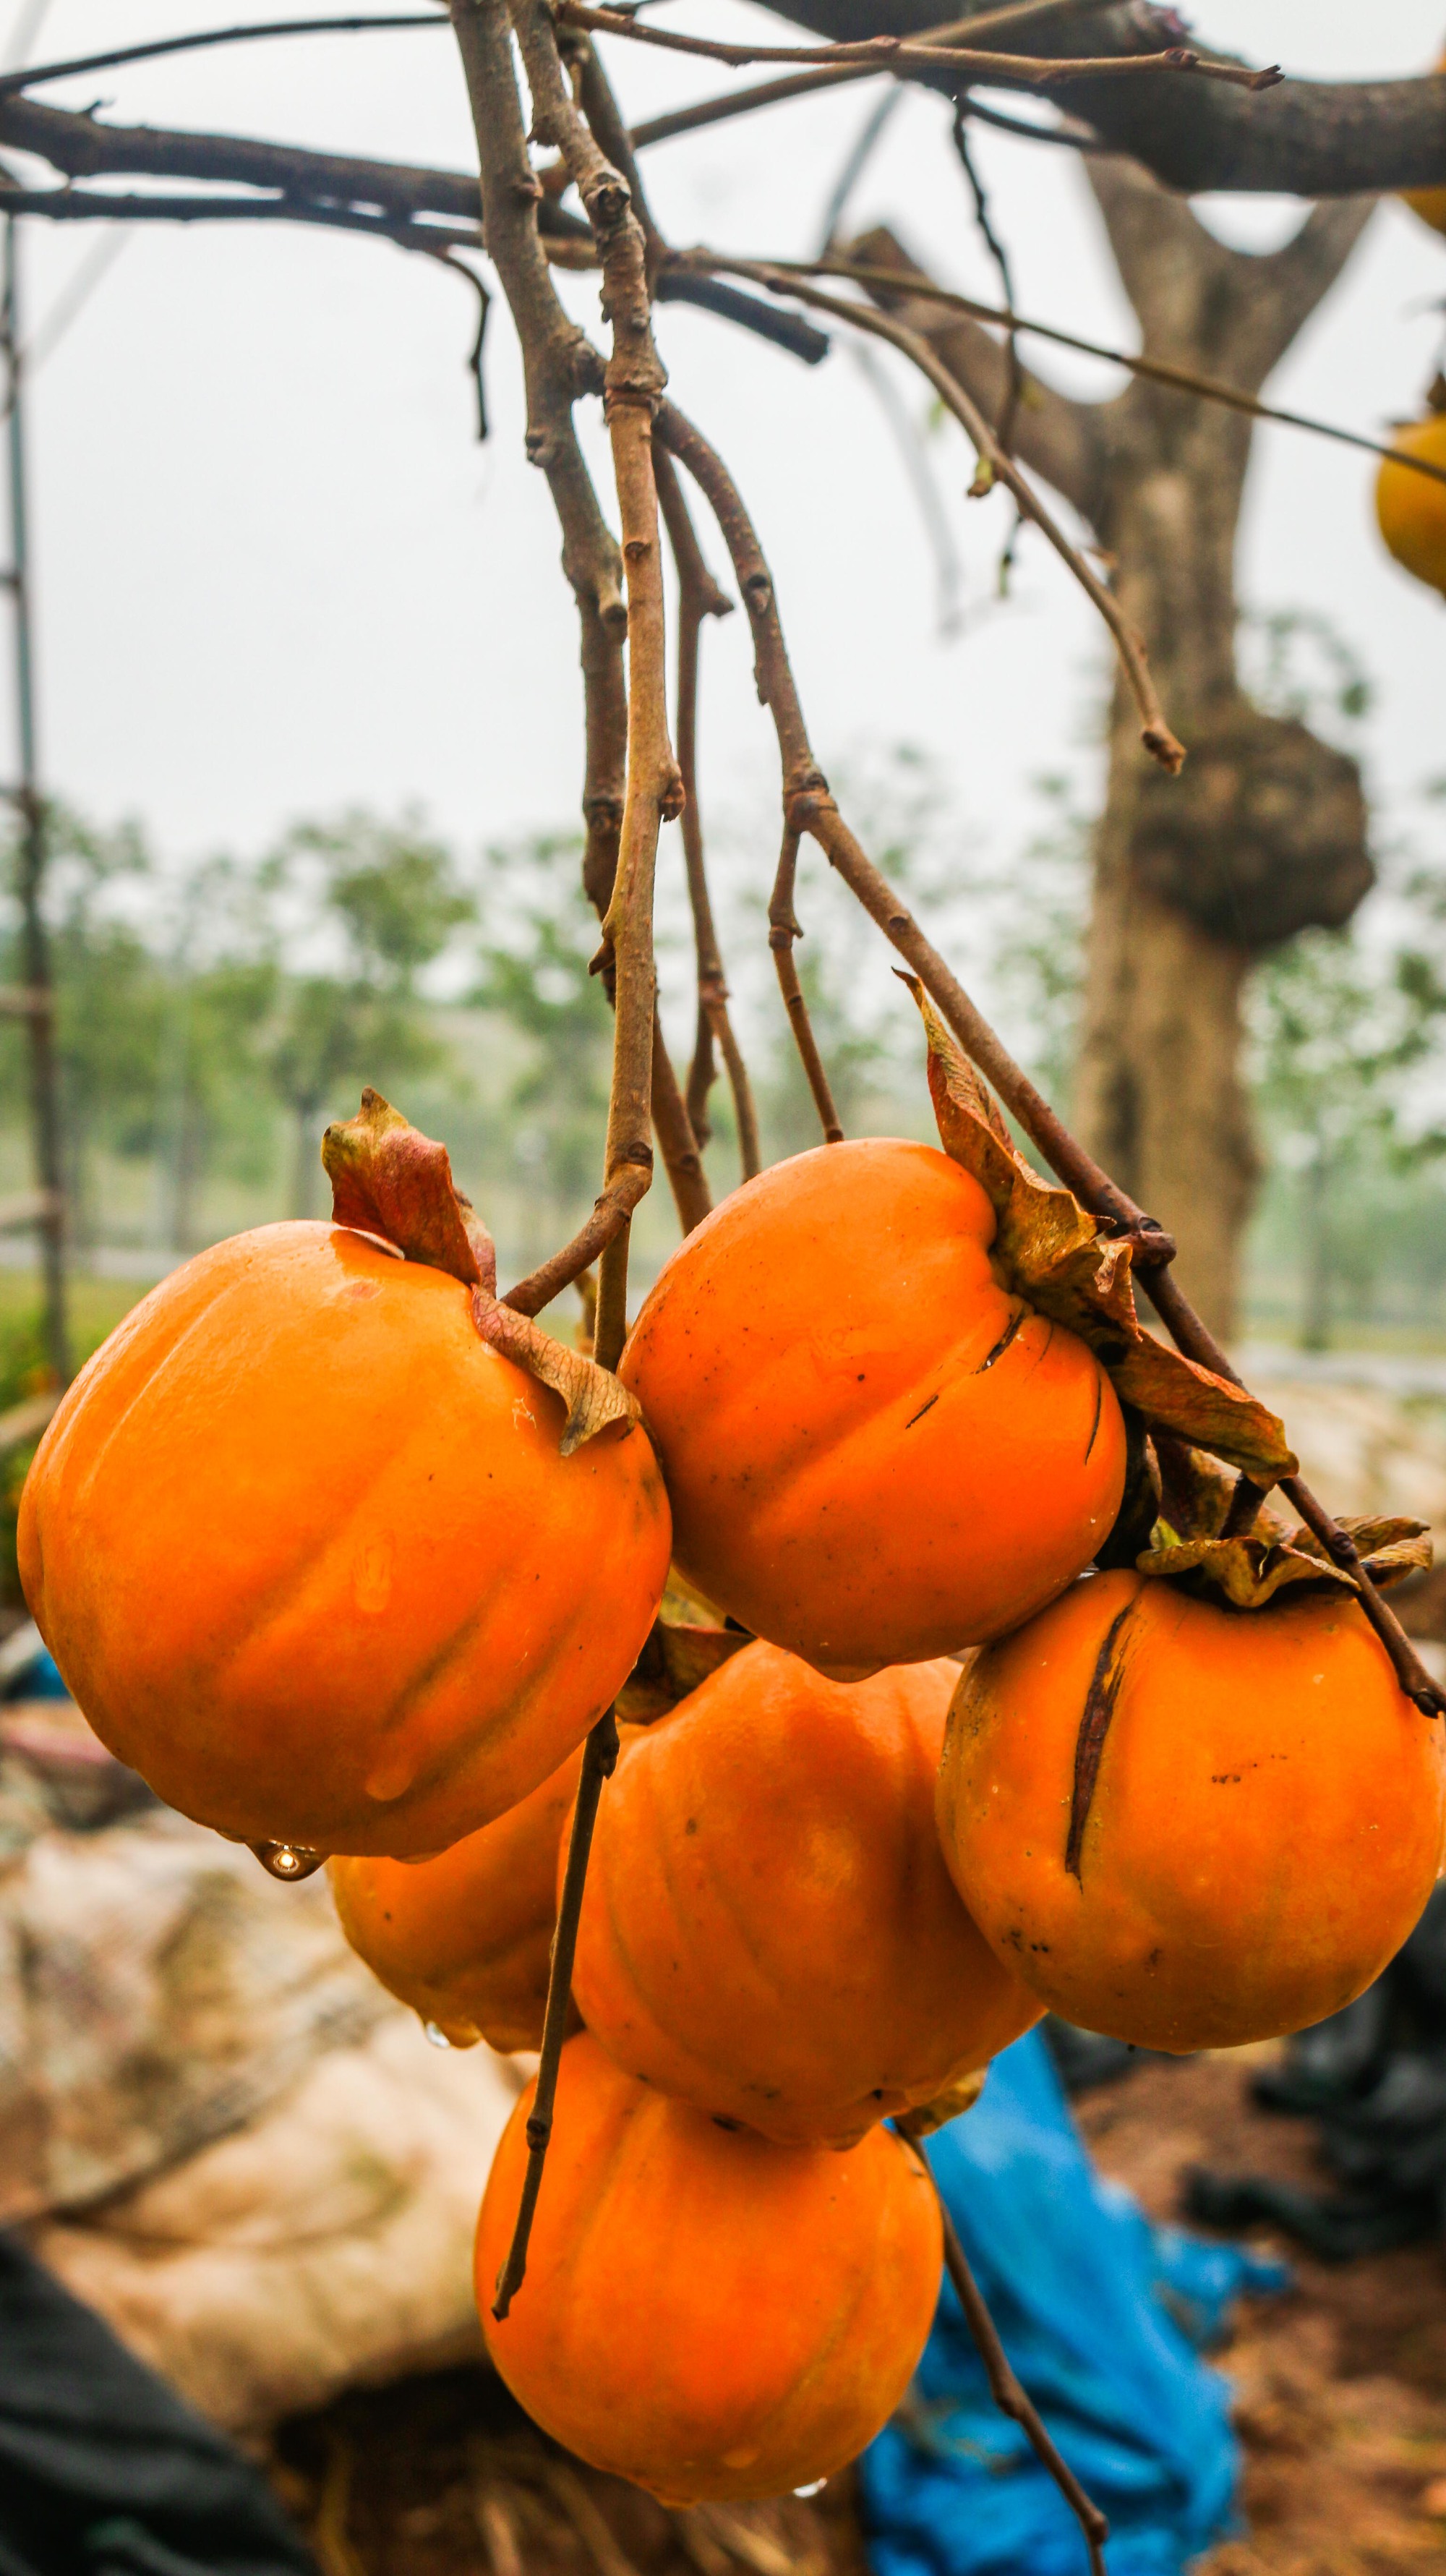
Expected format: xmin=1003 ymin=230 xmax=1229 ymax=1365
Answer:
xmin=17 ymin=1002 xmax=1445 ymax=2508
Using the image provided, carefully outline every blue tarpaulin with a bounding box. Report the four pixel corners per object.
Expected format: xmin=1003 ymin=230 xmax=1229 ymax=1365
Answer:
xmin=860 ymin=2032 xmax=1288 ymax=2576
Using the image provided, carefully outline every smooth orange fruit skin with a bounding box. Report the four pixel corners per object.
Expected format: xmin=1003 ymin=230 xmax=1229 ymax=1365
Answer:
xmin=329 ymin=1742 xmax=583 ymax=2048
xmin=18 ymin=1224 xmax=671 ymax=1856
xmin=936 ymin=1569 xmax=1446 ymax=2053
xmin=1376 ymin=414 xmax=1446 ymax=599
xmin=572 ymin=1640 xmax=1040 ymax=2145
xmin=619 ymin=1139 xmax=1126 ymax=1677
xmin=476 ymin=2031 xmax=942 ymax=2504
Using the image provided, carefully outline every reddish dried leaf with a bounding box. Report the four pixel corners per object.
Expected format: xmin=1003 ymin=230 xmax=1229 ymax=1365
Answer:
xmin=474 ymin=1292 xmax=643 ymax=1459
xmin=1137 ymin=1514 xmax=1432 ymax=1610
xmin=322 ymin=1088 xmax=496 ymax=1291
xmin=907 ymin=984 xmax=1297 ymax=1485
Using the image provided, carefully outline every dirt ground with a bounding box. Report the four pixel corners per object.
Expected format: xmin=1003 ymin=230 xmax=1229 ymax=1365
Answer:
xmin=1080 ymin=2052 xmax=1446 ymax=2576
xmin=267 ymin=2051 xmax=1446 ymax=2576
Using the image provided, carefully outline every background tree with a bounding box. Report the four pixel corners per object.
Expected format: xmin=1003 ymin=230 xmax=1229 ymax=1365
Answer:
xmin=257 ymin=811 xmax=474 ymax=1216
xmin=852 ymin=151 xmax=1374 ymax=1337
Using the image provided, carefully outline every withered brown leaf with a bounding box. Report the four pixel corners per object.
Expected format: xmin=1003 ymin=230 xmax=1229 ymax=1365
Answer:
xmin=907 ymin=984 xmax=1297 ymax=1485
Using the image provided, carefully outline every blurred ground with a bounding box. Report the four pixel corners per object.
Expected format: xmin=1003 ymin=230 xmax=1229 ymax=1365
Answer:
xmin=1081 ymin=2055 xmax=1446 ymax=2576
xmin=263 ymin=2054 xmax=1446 ymax=2576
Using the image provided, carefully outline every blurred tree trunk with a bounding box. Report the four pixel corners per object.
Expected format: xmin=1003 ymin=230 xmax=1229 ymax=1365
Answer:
xmin=855 ymin=169 xmax=1374 ymax=1339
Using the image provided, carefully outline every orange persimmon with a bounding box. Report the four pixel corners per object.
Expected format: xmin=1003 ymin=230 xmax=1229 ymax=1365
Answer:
xmin=936 ymin=1569 xmax=1446 ymax=2052
xmin=476 ymin=2032 xmax=942 ymax=2504
xmin=619 ymin=1138 xmax=1126 ymax=1679
xmin=20 ymin=1223 xmax=669 ymax=1857
xmin=1376 ymin=411 xmax=1446 ymax=599
xmin=571 ymin=1640 xmax=1040 ymax=2144
xmin=330 ymin=1743 xmax=583 ymax=2049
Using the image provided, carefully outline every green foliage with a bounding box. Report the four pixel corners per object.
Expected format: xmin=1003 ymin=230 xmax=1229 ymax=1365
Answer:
xmin=471 ymin=832 xmax=613 ymax=1219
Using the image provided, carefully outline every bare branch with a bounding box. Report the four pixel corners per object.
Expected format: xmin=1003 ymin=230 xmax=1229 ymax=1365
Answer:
xmin=706 ymin=258 xmax=1183 ymax=769
xmin=654 ymin=441 xmax=761 ymax=1185
xmin=768 ymin=828 xmax=845 ymax=1143
xmin=555 ymin=2 xmax=1270 ymax=92
xmin=0 ymin=14 xmax=447 ymax=104
xmin=846 ymin=224 xmax=1107 ymax=524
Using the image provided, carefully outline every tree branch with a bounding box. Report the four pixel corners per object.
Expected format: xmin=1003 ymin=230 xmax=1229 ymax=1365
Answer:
xmin=847 ymin=223 xmax=1108 ymax=524
xmin=766 ymin=0 xmax=1446 ymax=195
xmin=654 ymin=440 xmax=761 ymax=1184
xmin=507 ymin=0 xmax=680 ymax=1370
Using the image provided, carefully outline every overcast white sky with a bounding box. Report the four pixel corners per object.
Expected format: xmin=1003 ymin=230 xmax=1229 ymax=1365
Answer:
xmin=3 ymin=0 xmax=1445 ymax=905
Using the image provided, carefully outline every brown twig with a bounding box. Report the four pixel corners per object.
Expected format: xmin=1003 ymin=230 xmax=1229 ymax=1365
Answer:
xmin=491 ymin=1707 xmax=619 ymax=2317
xmin=654 ymin=399 xmax=1445 ymax=1718
xmin=654 ymin=440 xmax=761 ymax=1184
xmin=555 ymin=4 xmax=1273 ymax=93
xmin=769 ymin=828 xmax=844 ymax=1143
xmin=509 ymin=0 xmax=680 ymax=1371
xmin=0 ymin=13 xmax=446 ymax=100
xmin=695 ymin=260 xmax=1184 ymax=774
xmin=905 ymin=2146 xmax=1108 ymax=2576
xmin=738 ymin=251 xmax=1446 ymax=495
xmin=651 ymin=1014 xmax=713 ymax=1232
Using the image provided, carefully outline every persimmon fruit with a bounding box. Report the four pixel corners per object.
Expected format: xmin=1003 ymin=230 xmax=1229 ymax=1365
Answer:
xmin=571 ymin=1639 xmax=1040 ymax=2144
xmin=476 ymin=2031 xmax=942 ymax=2504
xmin=936 ymin=1568 xmax=1446 ymax=2052
xmin=20 ymin=1222 xmax=670 ymax=1857
xmin=1375 ymin=412 xmax=1446 ymax=599
xmin=329 ymin=1742 xmax=583 ymax=2049
xmin=619 ymin=1138 xmax=1126 ymax=1677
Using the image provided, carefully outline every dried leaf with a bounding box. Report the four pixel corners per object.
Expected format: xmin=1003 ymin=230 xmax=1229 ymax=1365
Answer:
xmin=474 ymin=1293 xmax=643 ymax=1459
xmin=1136 ymin=1514 xmax=1432 ymax=1610
xmin=894 ymin=2066 xmax=987 ymax=2142
xmin=322 ymin=1089 xmax=497 ymax=1291
xmin=617 ymin=1616 xmax=750 ymax=1723
xmin=906 ymin=983 xmax=1297 ymax=1485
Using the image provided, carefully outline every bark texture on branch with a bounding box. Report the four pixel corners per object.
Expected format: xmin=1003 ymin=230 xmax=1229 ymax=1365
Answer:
xmin=768 ymin=0 xmax=1446 ymax=195
xmin=852 ymin=169 xmax=1374 ymax=1339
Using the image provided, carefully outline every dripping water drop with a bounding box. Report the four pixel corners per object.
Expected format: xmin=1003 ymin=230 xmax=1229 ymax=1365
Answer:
xmin=424 ymin=2020 xmax=453 ymax=2050
xmin=249 ymin=1840 xmax=325 ymax=1882
xmin=794 ymin=2481 xmax=826 ymax=2499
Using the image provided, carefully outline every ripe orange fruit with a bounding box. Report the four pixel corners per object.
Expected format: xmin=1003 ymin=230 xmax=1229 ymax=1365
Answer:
xmin=1375 ymin=412 xmax=1446 ymax=598
xmin=620 ymin=1139 xmax=1125 ymax=1677
xmin=20 ymin=1223 xmax=670 ymax=1857
xmin=476 ymin=2032 xmax=942 ymax=2504
xmin=936 ymin=1569 xmax=1446 ymax=2052
xmin=572 ymin=1641 xmax=1040 ymax=2144
xmin=329 ymin=1744 xmax=583 ymax=2049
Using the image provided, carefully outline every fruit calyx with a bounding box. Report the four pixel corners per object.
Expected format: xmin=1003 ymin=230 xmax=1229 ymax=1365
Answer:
xmin=906 ymin=984 xmax=1296 ymax=1486
xmin=322 ymin=1090 xmax=643 ymax=1457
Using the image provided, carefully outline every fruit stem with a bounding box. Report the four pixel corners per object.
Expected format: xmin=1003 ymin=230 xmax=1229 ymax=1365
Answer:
xmin=492 ymin=1708 xmax=620 ymax=2321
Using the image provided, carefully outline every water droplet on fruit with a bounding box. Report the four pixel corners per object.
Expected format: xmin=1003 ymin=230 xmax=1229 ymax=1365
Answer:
xmin=249 ymin=1841 xmax=325 ymax=1882
xmin=794 ymin=2481 xmax=826 ymax=2499
xmin=424 ymin=2021 xmax=453 ymax=2050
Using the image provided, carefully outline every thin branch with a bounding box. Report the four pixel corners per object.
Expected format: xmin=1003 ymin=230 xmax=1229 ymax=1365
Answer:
xmin=0 ymin=184 xmax=482 ymax=249
xmin=0 ymin=14 xmax=448 ymax=103
xmin=490 ymin=1709 xmax=619 ymax=2319
xmin=654 ymin=439 xmax=761 ymax=1184
xmin=555 ymin=4 xmax=1274 ymax=93
xmin=762 ymin=250 xmax=1446 ymax=492
xmin=769 ymin=827 xmax=844 ymax=1144
xmin=651 ymin=1012 xmax=714 ymax=1232
xmin=951 ymin=109 xmax=1022 ymax=456
xmin=908 ymin=2146 xmax=1108 ymax=2576
xmin=508 ymin=0 xmax=680 ymax=1372
xmin=701 ymin=259 xmax=1184 ymax=772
